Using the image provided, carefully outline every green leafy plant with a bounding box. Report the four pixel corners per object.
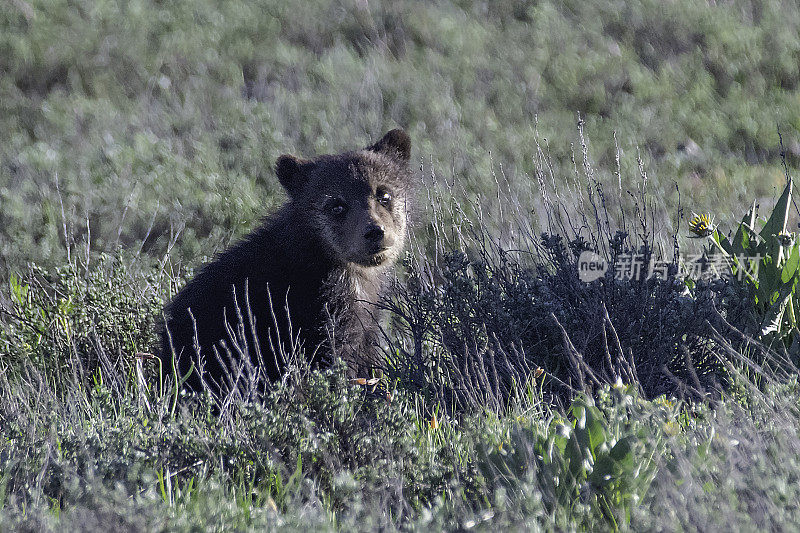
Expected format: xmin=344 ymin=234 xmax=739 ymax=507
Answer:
xmin=481 ymin=386 xmax=662 ymax=530
xmin=710 ymin=179 xmax=800 ymax=357
xmin=540 ymin=393 xmax=661 ymax=528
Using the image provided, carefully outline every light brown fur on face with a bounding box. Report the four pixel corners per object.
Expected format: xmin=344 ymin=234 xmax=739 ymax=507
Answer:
xmin=292 ymin=147 xmax=411 ymax=271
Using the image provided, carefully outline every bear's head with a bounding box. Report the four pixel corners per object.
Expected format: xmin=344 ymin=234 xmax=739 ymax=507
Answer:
xmin=275 ymin=129 xmax=413 ymax=269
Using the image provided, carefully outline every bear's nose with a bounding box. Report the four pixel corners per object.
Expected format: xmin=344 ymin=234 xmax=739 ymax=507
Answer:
xmin=364 ymin=224 xmax=385 ymax=243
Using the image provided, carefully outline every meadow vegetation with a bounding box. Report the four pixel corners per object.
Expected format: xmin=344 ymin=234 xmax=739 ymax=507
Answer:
xmin=2 ymin=0 xmax=800 ymax=530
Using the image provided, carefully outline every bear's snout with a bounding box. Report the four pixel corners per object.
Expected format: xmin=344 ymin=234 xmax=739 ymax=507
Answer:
xmin=364 ymin=223 xmax=385 ymax=243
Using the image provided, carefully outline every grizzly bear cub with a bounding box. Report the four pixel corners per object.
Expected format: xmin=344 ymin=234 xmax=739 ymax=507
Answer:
xmin=160 ymin=129 xmax=412 ymax=396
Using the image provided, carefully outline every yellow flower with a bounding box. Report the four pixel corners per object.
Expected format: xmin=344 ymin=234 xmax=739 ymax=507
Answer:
xmin=663 ymin=421 xmax=680 ymax=436
xmin=688 ymin=212 xmax=715 ymax=238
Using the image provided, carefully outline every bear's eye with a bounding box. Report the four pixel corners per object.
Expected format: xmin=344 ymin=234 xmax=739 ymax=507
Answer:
xmin=326 ymin=198 xmax=348 ymax=216
xmin=377 ymin=190 xmax=392 ymax=207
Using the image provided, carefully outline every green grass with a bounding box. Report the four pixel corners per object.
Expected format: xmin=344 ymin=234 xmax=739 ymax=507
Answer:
xmin=3 ymin=0 xmax=800 ymax=530
xmin=1 ymin=0 xmax=799 ymax=274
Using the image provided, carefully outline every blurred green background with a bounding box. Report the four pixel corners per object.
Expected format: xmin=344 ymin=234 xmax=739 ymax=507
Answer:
xmin=1 ymin=0 xmax=799 ymax=273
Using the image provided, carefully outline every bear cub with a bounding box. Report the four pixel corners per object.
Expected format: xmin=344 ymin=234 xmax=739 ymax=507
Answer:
xmin=160 ymin=129 xmax=412 ymax=396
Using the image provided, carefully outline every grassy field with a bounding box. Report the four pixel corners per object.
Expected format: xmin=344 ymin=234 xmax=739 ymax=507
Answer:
xmin=3 ymin=0 xmax=800 ymax=530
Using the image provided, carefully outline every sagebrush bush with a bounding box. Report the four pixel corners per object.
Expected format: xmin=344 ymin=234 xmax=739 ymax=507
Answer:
xmin=0 ymin=252 xmax=164 ymax=386
xmin=384 ymin=138 xmax=765 ymax=413
xmin=386 ymin=236 xmax=758 ymax=413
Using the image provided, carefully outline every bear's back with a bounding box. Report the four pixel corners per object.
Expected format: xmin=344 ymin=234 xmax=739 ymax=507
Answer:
xmin=160 ymin=208 xmax=334 ymax=393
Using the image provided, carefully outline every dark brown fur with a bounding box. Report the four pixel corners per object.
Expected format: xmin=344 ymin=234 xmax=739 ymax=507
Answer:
xmin=159 ymin=129 xmax=412 ymax=396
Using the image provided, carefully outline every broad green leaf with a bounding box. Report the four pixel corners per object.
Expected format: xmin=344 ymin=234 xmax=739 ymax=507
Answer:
xmin=736 ymin=224 xmax=751 ymax=255
xmin=572 ymin=400 xmax=607 ymax=456
xmin=609 ymin=435 xmax=636 ymax=464
xmin=760 ymin=285 xmax=794 ymax=336
xmin=730 ymin=202 xmax=757 ymax=256
xmin=715 ymin=230 xmax=734 ymax=255
xmin=761 ymin=255 xmax=779 ymax=295
xmin=760 ymin=179 xmax=792 ymax=239
xmin=564 ymin=431 xmax=587 ymax=486
xmin=589 ymin=436 xmax=638 ymax=488
xmin=589 ymin=455 xmax=621 ymax=488
xmin=782 ymin=245 xmax=800 ymax=284
xmin=758 ymin=179 xmax=792 ymax=259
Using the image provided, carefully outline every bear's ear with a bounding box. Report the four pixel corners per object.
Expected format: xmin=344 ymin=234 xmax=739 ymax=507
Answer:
xmin=368 ymin=129 xmax=411 ymax=164
xmin=276 ymin=155 xmax=312 ymax=196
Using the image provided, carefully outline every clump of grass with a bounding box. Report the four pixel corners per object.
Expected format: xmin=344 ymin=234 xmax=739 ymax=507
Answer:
xmin=383 ymin=122 xmax=764 ymax=415
xmin=0 ymin=250 xmax=164 ymax=389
